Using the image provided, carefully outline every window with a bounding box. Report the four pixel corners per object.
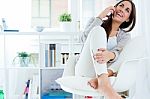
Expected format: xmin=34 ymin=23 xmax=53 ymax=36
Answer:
xmin=31 ymin=0 xmax=117 ymax=29
xmin=32 ymin=0 xmax=68 ymax=28
xmin=80 ymin=0 xmax=104 ymax=29
xmin=80 ymin=0 xmax=117 ymax=30
xmin=0 ymin=0 xmax=118 ymax=30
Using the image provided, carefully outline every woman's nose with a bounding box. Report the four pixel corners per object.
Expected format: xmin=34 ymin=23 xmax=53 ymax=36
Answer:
xmin=118 ymin=8 xmax=124 ymax=13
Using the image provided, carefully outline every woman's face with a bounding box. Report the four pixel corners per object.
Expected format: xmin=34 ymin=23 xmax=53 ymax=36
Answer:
xmin=113 ymin=1 xmax=132 ymax=24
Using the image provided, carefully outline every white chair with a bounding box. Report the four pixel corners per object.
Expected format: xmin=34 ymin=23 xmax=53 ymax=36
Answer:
xmin=56 ymin=36 xmax=147 ymax=98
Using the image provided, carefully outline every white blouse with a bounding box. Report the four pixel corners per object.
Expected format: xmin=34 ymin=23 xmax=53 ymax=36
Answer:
xmin=107 ymin=36 xmax=117 ymax=50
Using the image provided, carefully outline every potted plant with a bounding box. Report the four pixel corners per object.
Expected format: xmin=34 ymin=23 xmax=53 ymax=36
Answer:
xmin=13 ymin=52 xmax=36 ymax=67
xmin=59 ymin=12 xmax=72 ymax=32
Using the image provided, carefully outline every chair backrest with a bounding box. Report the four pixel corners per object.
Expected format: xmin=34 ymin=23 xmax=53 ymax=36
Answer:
xmin=113 ymin=60 xmax=140 ymax=92
xmin=118 ymin=36 xmax=146 ymax=61
xmin=112 ymin=36 xmax=146 ymax=92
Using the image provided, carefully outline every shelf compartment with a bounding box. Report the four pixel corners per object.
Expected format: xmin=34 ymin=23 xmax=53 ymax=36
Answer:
xmin=7 ymin=69 xmax=39 ymax=99
xmin=5 ymin=35 xmax=40 ymax=68
xmin=0 ymin=35 xmax=4 ymax=67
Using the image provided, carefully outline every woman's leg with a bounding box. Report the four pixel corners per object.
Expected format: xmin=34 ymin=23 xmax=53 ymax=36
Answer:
xmin=97 ymin=74 xmax=122 ymax=99
xmin=75 ymin=26 xmax=108 ymax=77
xmin=75 ymin=26 xmax=122 ymax=99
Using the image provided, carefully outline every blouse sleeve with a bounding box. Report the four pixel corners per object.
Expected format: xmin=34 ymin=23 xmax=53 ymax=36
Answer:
xmin=108 ymin=31 xmax=131 ymax=72
xmin=79 ymin=17 xmax=103 ymax=43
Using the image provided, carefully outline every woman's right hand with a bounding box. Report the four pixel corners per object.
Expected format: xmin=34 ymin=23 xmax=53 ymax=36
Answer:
xmin=107 ymin=69 xmax=117 ymax=77
xmin=97 ymin=6 xmax=115 ymax=20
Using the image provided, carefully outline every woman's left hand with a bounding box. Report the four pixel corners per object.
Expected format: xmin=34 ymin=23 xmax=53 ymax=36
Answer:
xmin=93 ymin=48 xmax=115 ymax=64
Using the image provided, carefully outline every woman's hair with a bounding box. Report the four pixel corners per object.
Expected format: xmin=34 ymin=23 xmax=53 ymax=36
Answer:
xmin=101 ymin=0 xmax=136 ymax=39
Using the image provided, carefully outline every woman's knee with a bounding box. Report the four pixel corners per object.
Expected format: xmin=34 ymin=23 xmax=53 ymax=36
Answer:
xmin=89 ymin=26 xmax=107 ymax=50
xmin=90 ymin=26 xmax=106 ymax=38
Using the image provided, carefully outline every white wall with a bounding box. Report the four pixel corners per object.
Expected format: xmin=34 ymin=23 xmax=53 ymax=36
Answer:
xmin=0 ymin=0 xmax=31 ymax=31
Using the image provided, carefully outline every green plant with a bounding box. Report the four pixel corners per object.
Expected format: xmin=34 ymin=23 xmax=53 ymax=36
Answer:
xmin=18 ymin=52 xmax=29 ymax=57
xmin=59 ymin=13 xmax=72 ymax=22
xmin=13 ymin=52 xmax=36 ymax=66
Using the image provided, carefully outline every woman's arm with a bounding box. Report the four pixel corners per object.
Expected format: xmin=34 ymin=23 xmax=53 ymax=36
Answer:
xmin=109 ymin=31 xmax=131 ymax=63
xmin=93 ymin=31 xmax=131 ymax=72
xmin=108 ymin=31 xmax=131 ymax=72
xmin=79 ymin=17 xmax=103 ymax=43
xmin=94 ymin=48 xmax=115 ymax=64
xmin=107 ymin=69 xmax=117 ymax=77
xmin=79 ymin=6 xmax=115 ymax=43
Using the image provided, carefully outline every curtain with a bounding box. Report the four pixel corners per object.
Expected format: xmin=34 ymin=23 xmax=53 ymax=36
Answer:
xmin=129 ymin=0 xmax=150 ymax=99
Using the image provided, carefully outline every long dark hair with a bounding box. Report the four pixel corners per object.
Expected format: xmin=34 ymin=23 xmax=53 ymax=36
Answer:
xmin=101 ymin=0 xmax=136 ymax=39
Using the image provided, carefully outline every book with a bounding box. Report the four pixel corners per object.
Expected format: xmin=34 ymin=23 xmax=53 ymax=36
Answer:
xmin=28 ymin=74 xmax=39 ymax=99
xmin=40 ymin=43 xmax=48 ymax=67
xmin=24 ymin=80 xmax=31 ymax=99
xmin=55 ymin=43 xmax=61 ymax=67
xmin=49 ymin=44 xmax=56 ymax=67
xmin=41 ymin=43 xmax=62 ymax=67
xmin=45 ymin=44 xmax=49 ymax=67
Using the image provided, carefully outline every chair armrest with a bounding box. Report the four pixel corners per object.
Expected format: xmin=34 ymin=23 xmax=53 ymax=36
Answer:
xmin=123 ymin=57 xmax=149 ymax=63
xmin=112 ymin=57 xmax=149 ymax=92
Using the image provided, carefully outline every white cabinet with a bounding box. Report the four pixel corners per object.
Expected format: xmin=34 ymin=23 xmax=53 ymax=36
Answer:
xmin=0 ymin=32 xmax=82 ymax=99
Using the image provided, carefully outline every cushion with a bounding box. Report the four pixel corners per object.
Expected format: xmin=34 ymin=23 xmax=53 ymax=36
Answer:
xmin=119 ymin=36 xmax=145 ymax=61
xmin=109 ymin=36 xmax=145 ymax=72
xmin=56 ymin=76 xmax=116 ymax=96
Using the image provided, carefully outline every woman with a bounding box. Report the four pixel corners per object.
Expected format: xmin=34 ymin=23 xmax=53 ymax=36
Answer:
xmin=75 ymin=0 xmax=136 ymax=99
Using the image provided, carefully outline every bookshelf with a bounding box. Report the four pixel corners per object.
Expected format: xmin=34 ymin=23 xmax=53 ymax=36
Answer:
xmin=0 ymin=31 xmax=82 ymax=99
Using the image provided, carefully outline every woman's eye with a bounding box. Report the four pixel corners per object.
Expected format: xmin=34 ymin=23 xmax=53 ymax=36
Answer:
xmin=126 ymin=8 xmax=130 ymax=13
xmin=126 ymin=10 xmax=129 ymax=13
xmin=119 ymin=4 xmax=124 ymax=7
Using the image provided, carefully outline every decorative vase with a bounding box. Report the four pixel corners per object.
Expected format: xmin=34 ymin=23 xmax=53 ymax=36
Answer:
xmin=19 ymin=57 xmax=30 ymax=66
xmin=59 ymin=22 xmax=72 ymax=32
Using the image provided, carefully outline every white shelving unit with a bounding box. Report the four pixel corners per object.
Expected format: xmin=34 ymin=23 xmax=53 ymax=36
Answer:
xmin=0 ymin=34 xmax=5 ymax=99
xmin=0 ymin=31 xmax=82 ymax=99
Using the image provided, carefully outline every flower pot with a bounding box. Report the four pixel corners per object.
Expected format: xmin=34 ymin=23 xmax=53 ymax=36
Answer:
xmin=59 ymin=22 xmax=72 ymax=32
xmin=19 ymin=57 xmax=30 ymax=66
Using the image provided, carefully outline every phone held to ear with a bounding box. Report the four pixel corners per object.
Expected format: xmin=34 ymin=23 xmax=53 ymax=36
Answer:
xmin=102 ymin=12 xmax=113 ymax=21
xmin=102 ymin=8 xmax=115 ymax=21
